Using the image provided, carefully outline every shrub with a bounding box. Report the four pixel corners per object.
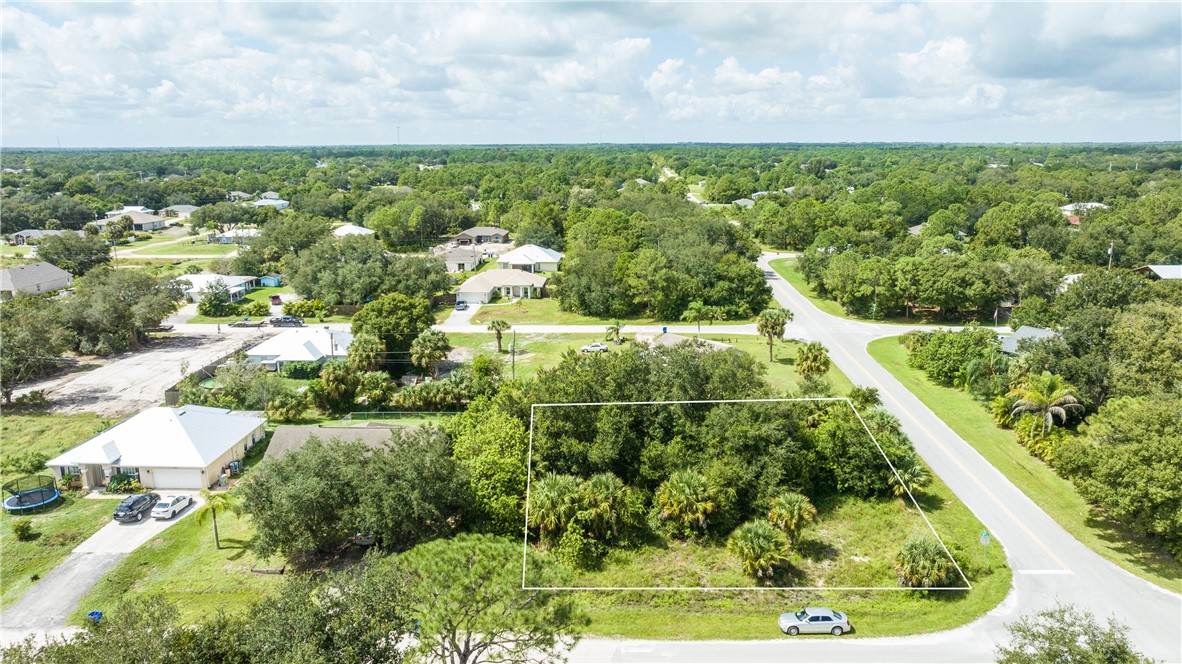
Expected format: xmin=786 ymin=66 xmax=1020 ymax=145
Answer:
xmin=284 ymin=299 xmax=331 ymax=319
xmin=896 ymin=535 xmax=956 ymax=588
xmin=4 ymin=451 xmax=49 ymax=475
xmin=105 ymin=474 xmax=144 ymax=494
xmin=57 ymin=473 xmax=80 ymax=491
xmin=265 ymin=392 xmax=309 ymax=422
xmin=244 ymin=300 xmax=270 ymax=317
xmin=45 ymin=529 xmax=83 ymax=547
xmin=554 ymin=519 xmax=604 ymax=571
xmin=1013 ymin=415 xmax=1071 ymax=463
xmin=11 ymin=390 xmax=50 ymax=410
xmin=727 ymin=520 xmax=790 ymax=579
xmin=281 ymin=361 xmax=322 ymax=379
xmin=12 ymin=519 xmax=36 ymax=542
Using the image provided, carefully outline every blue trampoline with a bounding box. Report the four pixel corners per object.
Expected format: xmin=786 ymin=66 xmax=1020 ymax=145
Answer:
xmin=3 ymin=475 xmax=61 ymax=513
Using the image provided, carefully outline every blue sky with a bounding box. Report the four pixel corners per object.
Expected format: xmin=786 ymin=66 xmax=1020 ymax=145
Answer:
xmin=2 ymin=1 xmax=1179 ymax=147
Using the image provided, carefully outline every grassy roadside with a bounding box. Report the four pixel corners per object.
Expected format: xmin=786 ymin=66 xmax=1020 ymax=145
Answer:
xmin=866 ymin=336 xmax=1181 ymax=591
xmin=768 ymin=258 xmax=996 ymax=327
xmin=574 ymin=470 xmax=1010 ymax=639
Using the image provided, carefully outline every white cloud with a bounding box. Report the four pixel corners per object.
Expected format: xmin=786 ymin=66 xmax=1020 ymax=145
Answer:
xmin=0 ymin=1 xmax=1176 ymax=146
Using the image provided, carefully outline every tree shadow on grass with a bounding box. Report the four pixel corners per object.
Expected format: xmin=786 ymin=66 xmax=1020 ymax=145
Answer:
xmin=796 ymin=537 xmax=838 ymax=562
xmin=1084 ymin=508 xmax=1181 ymax=585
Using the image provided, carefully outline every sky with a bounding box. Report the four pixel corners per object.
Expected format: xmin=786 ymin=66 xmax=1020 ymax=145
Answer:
xmin=1 ymin=1 xmax=1179 ymax=147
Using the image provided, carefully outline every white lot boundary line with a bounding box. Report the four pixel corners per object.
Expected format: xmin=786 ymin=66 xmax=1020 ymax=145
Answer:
xmin=522 ymin=397 xmax=972 ymax=591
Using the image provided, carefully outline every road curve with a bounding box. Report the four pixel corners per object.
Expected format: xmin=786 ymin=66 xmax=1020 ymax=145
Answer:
xmin=566 ymin=253 xmax=1181 ymax=663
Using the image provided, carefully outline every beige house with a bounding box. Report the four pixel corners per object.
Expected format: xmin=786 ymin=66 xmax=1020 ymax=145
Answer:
xmin=456 ymin=269 xmax=547 ymax=304
xmin=46 ymin=406 xmax=266 ymax=490
xmin=454 ymin=226 xmax=509 ymax=246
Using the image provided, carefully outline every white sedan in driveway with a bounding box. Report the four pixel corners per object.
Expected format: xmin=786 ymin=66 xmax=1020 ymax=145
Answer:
xmin=151 ymin=494 xmax=192 ymax=520
xmin=580 ymin=342 xmax=610 ymax=353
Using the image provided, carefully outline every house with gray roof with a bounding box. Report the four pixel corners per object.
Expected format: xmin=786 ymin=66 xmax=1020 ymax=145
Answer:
xmin=1000 ymin=325 xmax=1059 ymax=355
xmin=265 ymin=422 xmax=404 ymax=460
xmin=0 ymin=261 xmax=73 ymax=300
xmin=454 ymin=226 xmax=509 ymax=246
xmin=445 ymin=246 xmax=485 ymax=273
xmin=6 ymin=229 xmax=82 ymax=245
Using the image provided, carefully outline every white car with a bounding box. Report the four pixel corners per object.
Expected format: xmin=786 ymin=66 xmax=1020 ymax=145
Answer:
xmin=580 ymin=342 xmax=609 ymax=353
xmin=151 ymin=494 xmax=192 ymax=520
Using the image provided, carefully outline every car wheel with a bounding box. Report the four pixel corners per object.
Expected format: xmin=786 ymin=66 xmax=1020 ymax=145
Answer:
xmin=136 ymin=512 xmax=143 ymax=522
xmin=831 ymin=626 xmax=843 ymax=636
xmin=786 ymin=626 xmax=799 ymax=636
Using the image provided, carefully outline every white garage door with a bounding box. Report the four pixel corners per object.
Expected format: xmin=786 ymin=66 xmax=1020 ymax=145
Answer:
xmin=149 ymin=469 xmax=204 ymax=490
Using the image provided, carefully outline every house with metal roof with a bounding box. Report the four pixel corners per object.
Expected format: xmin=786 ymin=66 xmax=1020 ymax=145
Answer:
xmin=178 ymin=274 xmax=257 ymax=302
xmin=46 ymin=405 xmax=266 ymax=490
xmin=245 ymin=328 xmax=354 ymax=371
xmin=1134 ymin=265 xmax=1182 ymax=280
xmin=456 ymin=269 xmax=547 ymax=304
xmin=495 ymin=244 xmax=563 ymax=273
xmin=0 ymin=261 xmax=73 ymax=300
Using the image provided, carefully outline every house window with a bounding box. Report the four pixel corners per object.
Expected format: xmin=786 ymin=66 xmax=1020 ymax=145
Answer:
xmin=112 ymin=466 xmax=140 ymax=480
xmin=63 ymin=465 xmax=81 ymax=477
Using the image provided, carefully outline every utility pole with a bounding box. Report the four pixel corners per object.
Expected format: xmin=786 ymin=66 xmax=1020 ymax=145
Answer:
xmin=1108 ymin=241 xmax=1114 ymax=270
xmin=511 ymin=329 xmax=516 ymax=380
xmin=396 ymin=126 xmax=400 ymax=145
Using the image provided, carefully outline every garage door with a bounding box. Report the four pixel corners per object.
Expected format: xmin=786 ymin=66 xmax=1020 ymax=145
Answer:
xmin=149 ymin=469 xmax=204 ymax=490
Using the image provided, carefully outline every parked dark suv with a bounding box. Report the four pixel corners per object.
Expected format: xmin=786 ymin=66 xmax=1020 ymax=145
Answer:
xmin=269 ymin=315 xmax=304 ymax=327
xmin=113 ymin=492 xmax=160 ymax=523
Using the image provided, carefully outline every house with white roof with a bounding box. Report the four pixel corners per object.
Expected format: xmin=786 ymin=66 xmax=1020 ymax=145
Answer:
xmin=444 ymin=246 xmax=485 ymax=273
xmin=495 ymin=244 xmax=563 ymax=273
xmin=46 ymin=405 xmax=266 ymax=490
xmin=211 ymin=228 xmax=261 ymax=244
xmin=333 ymin=223 xmax=375 ymax=237
xmin=178 ymin=274 xmax=257 ymax=302
xmin=252 ymin=199 xmax=290 ymax=210
xmin=160 ymin=205 xmax=199 ymax=220
xmin=1134 ymin=265 xmax=1182 ymax=281
xmin=456 ymin=269 xmax=547 ymax=304
xmin=105 ymin=205 xmax=156 ymax=218
xmin=0 ymin=262 xmax=73 ymax=300
xmin=245 ymin=328 xmax=354 ymax=371
xmin=1060 ymin=202 xmax=1109 ymax=215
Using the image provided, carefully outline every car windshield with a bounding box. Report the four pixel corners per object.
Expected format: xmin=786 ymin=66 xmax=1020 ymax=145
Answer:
xmin=833 ymin=611 xmax=844 ymax=620
xmin=795 ymin=610 xmax=808 ymax=621
xmin=155 ymin=502 xmax=170 ymax=509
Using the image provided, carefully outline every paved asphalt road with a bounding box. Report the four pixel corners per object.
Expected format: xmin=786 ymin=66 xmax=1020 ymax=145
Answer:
xmin=565 ymin=253 xmax=1181 ymax=663
xmin=0 ymin=495 xmax=201 ymax=646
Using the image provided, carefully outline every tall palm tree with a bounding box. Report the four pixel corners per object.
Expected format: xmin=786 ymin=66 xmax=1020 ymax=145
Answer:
xmin=410 ymin=329 xmax=451 ymax=378
xmin=889 ymin=453 xmax=932 ymax=499
xmin=655 ymin=469 xmax=715 ymax=537
xmin=605 ymin=319 xmax=623 ymax=344
xmin=526 ymin=474 xmax=582 ymax=544
xmin=767 ymin=492 xmax=817 ymax=545
xmin=794 ymin=341 xmax=831 ymax=381
xmin=680 ymin=301 xmax=710 ymax=338
xmin=346 ymin=333 xmax=383 ymax=372
xmin=194 ymin=488 xmax=237 ymax=550
xmin=487 ymin=319 xmax=511 ymax=353
xmin=1008 ymin=371 xmax=1084 ymax=436
xmin=756 ymin=308 xmax=792 ymax=361
xmin=727 ymin=520 xmax=791 ymax=579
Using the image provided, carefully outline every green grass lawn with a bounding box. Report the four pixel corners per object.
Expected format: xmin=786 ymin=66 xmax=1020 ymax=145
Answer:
xmin=448 ymin=332 xmax=605 ymax=381
xmin=701 ymin=334 xmax=854 ymax=395
xmin=2 ymin=494 xmax=122 ymax=608
xmin=469 ymin=298 xmax=755 ymax=327
xmin=0 ymin=413 xmax=111 ymax=479
xmin=561 ymin=471 xmax=1009 ymax=639
xmin=133 ymin=240 xmax=238 ymax=256
xmin=68 ymin=510 xmax=285 ymax=625
xmin=867 ymin=336 xmax=1181 ymax=591
xmin=0 ymin=245 xmax=33 ymax=256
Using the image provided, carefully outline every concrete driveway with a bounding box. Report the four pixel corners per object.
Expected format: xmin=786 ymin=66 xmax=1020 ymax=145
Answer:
xmin=18 ymin=330 xmax=276 ymax=416
xmin=443 ymin=302 xmax=482 ymax=326
xmin=0 ymin=495 xmax=201 ymax=644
